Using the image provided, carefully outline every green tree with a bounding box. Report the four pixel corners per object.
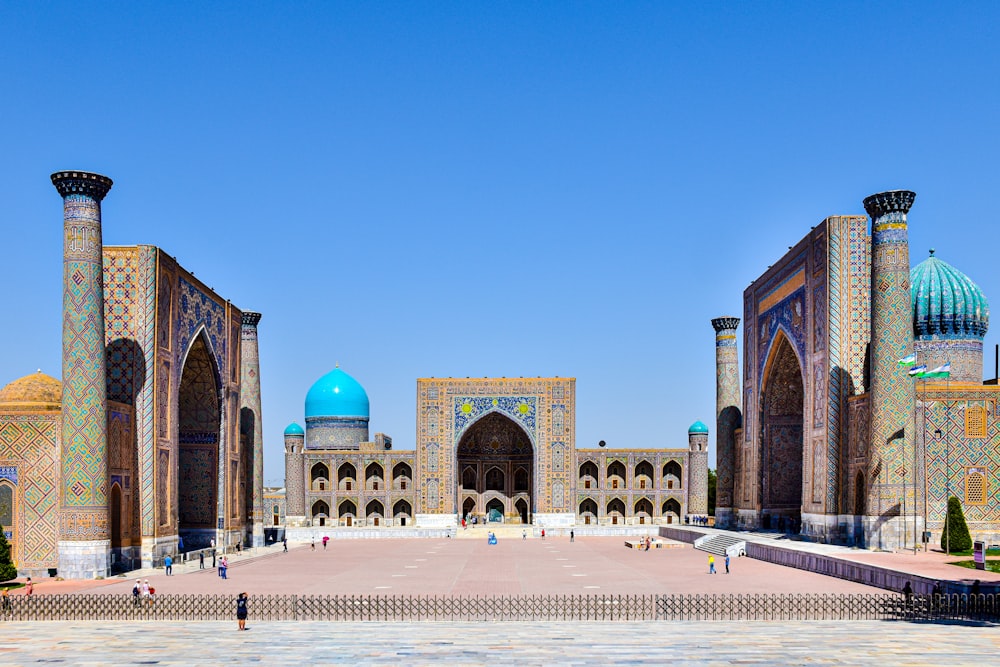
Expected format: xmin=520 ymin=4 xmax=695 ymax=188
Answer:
xmin=0 ymin=525 xmax=15 ymax=583
xmin=707 ymin=468 xmax=717 ymax=516
xmin=941 ymin=496 xmax=972 ymax=553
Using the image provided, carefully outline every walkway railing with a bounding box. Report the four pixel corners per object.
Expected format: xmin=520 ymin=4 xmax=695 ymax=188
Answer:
xmin=0 ymin=593 xmax=995 ymax=622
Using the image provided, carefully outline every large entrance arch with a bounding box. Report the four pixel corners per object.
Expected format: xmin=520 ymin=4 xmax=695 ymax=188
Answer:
xmin=759 ymin=334 xmax=804 ymax=530
xmin=177 ymin=333 xmax=222 ymax=546
xmin=456 ymin=412 xmax=533 ymax=524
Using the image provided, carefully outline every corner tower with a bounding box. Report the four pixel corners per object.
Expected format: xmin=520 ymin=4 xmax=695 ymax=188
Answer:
xmin=52 ymin=170 xmax=113 ymax=578
xmin=283 ymin=422 xmax=306 ymax=526
xmin=863 ymin=189 xmax=918 ymax=550
xmin=239 ymin=312 xmax=265 ymax=546
xmin=711 ymin=316 xmax=741 ymax=528
xmin=687 ymin=421 xmax=709 ymax=517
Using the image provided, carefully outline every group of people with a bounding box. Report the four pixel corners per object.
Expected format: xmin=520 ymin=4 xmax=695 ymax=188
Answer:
xmin=707 ymin=553 xmax=731 ymax=574
xmin=131 ymin=579 xmax=155 ymax=606
xmin=688 ymin=516 xmax=710 ymax=526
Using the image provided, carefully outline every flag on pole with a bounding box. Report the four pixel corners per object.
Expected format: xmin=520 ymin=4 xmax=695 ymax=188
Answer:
xmin=897 ymin=353 xmax=917 ymax=366
xmin=908 ymin=365 xmax=928 ymax=377
xmin=923 ymin=362 xmax=951 ymax=378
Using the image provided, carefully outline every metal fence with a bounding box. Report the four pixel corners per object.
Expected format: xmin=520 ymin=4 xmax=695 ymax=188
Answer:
xmin=0 ymin=593 xmax=996 ymax=622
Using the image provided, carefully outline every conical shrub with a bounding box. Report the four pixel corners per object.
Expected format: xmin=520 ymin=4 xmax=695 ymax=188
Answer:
xmin=941 ymin=496 xmax=972 ymax=553
xmin=0 ymin=524 xmax=15 ymax=582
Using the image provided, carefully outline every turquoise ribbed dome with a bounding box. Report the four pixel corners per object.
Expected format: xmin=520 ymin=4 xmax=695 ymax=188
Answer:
xmin=305 ymin=367 xmax=370 ymax=419
xmin=688 ymin=421 xmax=709 ymax=434
xmin=284 ymin=422 xmax=305 ymax=436
xmin=911 ymin=251 xmax=989 ymax=340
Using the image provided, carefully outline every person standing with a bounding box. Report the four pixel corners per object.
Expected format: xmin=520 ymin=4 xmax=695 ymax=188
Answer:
xmin=708 ymin=555 xmax=716 ymax=574
xmin=282 ymin=537 xmax=288 ymax=553
xmin=164 ymin=554 xmax=173 ymax=576
xmin=725 ymin=553 xmax=730 ymax=574
xmin=132 ymin=579 xmax=141 ymax=607
xmin=570 ymin=530 xmax=575 ymax=543
xmin=2 ymin=587 xmax=11 ymax=612
xmin=236 ymin=592 xmax=249 ymax=630
xmin=541 ymin=529 xmax=545 ymax=540
xmin=141 ymin=579 xmax=150 ymax=605
xmin=25 ymin=578 xmax=32 ymax=596
xmin=322 ymin=536 xmax=329 ymax=550
xmin=221 ymin=555 xmax=229 ymax=580
xmin=199 ymin=551 xmax=205 ymax=570
xmin=522 ymin=530 xmax=527 ymax=540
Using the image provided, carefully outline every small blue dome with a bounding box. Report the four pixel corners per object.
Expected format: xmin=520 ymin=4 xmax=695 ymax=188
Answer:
xmin=305 ymin=367 xmax=370 ymax=419
xmin=688 ymin=421 xmax=709 ymax=435
xmin=284 ymin=422 xmax=305 ymax=436
xmin=911 ymin=251 xmax=989 ymax=340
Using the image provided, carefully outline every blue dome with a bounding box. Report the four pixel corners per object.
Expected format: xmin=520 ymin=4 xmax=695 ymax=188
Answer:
xmin=305 ymin=367 xmax=370 ymax=419
xmin=911 ymin=251 xmax=989 ymax=340
xmin=688 ymin=421 xmax=709 ymax=434
xmin=284 ymin=422 xmax=305 ymax=436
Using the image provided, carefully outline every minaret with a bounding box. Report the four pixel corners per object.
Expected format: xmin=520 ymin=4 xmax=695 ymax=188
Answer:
xmin=52 ymin=170 xmax=113 ymax=579
xmin=283 ymin=423 xmax=306 ymax=526
xmin=687 ymin=422 xmax=709 ymax=517
xmin=863 ymin=190 xmax=918 ymax=550
xmin=711 ymin=317 xmax=741 ymax=528
xmin=240 ymin=312 xmax=265 ymax=546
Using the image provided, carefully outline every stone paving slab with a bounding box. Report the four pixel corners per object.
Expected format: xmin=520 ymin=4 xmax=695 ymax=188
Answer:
xmin=0 ymin=620 xmax=996 ymax=665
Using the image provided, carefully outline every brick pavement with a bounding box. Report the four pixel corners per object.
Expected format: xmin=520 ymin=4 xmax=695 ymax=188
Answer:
xmin=63 ymin=536 xmax=884 ymax=598
xmin=0 ymin=619 xmax=995 ymax=665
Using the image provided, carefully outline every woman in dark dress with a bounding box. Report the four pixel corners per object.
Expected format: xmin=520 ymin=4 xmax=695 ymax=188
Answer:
xmin=236 ymin=592 xmax=248 ymax=630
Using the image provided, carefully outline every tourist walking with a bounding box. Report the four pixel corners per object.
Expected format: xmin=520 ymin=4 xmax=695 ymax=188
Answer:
xmin=236 ymin=592 xmax=249 ymax=630
xmin=221 ymin=555 xmax=229 ymax=579
xmin=541 ymin=529 xmax=545 ymax=540
xmin=2 ymin=587 xmax=11 ymax=612
xmin=282 ymin=537 xmax=288 ymax=552
xmin=164 ymin=554 xmax=173 ymax=576
xmin=25 ymin=578 xmax=32 ymax=595
xmin=322 ymin=535 xmax=329 ymax=550
xmin=141 ymin=579 xmax=150 ymax=605
xmin=522 ymin=530 xmax=526 ymax=540
xmin=199 ymin=551 xmax=205 ymax=569
xmin=708 ymin=555 xmax=716 ymax=574
xmin=725 ymin=554 xmax=730 ymax=574
xmin=132 ymin=579 xmax=141 ymax=607
xmin=902 ymin=581 xmax=913 ymax=606
xmin=570 ymin=529 xmax=574 ymax=543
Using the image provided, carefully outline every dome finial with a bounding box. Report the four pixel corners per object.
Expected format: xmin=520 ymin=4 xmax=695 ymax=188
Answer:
xmin=929 ymin=248 xmax=935 ymax=256
xmin=335 ymin=361 xmax=339 ymax=368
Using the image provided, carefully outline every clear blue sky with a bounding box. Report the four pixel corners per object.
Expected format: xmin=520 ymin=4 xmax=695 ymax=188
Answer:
xmin=3 ymin=3 xmax=999 ymax=485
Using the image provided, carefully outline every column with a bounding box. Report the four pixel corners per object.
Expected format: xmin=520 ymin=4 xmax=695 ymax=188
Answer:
xmin=52 ymin=170 xmax=113 ymax=579
xmin=284 ymin=430 xmax=306 ymax=525
xmin=863 ymin=190 xmax=918 ymax=550
xmin=240 ymin=312 xmax=265 ymax=546
xmin=711 ymin=316 xmax=741 ymax=528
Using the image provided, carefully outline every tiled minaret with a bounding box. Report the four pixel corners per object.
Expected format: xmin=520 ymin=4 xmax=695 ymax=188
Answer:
xmin=239 ymin=312 xmax=265 ymax=546
xmin=52 ymin=170 xmax=113 ymax=578
xmin=863 ymin=190 xmax=918 ymax=550
xmin=711 ymin=317 xmax=741 ymax=528
xmin=687 ymin=424 xmax=709 ymax=516
xmin=283 ymin=423 xmax=306 ymax=526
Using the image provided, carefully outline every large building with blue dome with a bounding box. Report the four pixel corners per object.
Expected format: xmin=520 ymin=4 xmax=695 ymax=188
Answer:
xmin=282 ymin=372 xmax=708 ymax=531
xmin=713 ymin=189 xmax=999 ymax=549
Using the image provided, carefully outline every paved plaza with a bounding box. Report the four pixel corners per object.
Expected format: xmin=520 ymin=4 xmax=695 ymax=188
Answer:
xmin=49 ymin=536 xmax=888 ymax=598
xmin=0 ymin=619 xmax=996 ymax=665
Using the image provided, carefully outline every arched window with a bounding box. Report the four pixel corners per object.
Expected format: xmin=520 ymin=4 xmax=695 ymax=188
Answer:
xmin=662 ymin=498 xmax=681 ymax=524
xmin=635 ymin=461 xmax=654 ymax=490
xmin=312 ymin=500 xmax=330 ymax=527
xmin=366 ymin=462 xmax=384 ymax=491
xmin=854 ymin=471 xmax=865 ymax=515
xmin=607 ymin=461 xmax=626 ymax=490
xmin=607 ymin=498 xmax=626 ymax=525
xmin=514 ymin=467 xmax=529 ymax=492
xmin=338 ymin=462 xmax=356 ymax=491
xmin=634 ymin=498 xmax=653 ymax=524
xmin=462 ymin=467 xmax=477 ymax=490
xmin=663 ymin=460 xmax=682 ymax=490
xmin=579 ymin=461 xmax=599 ymax=489
xmin=311 ymin=462 xmax=330 ymax=491
xmin=579 ymin=498 xmax=598 ymax=525
xmin=392 ymin=462 xmax=411 ymax=491
xmin=486 ymin=467 xmax=505 ymax=492
xmin=966 ymin=467 xmax=987 ymax=506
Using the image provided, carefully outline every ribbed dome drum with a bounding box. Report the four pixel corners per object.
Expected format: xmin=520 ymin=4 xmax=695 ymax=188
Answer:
xmin=910 ymin=251 xmax=990 ymax=382
xmin=911 ymin=251 xmax=989 ymax=340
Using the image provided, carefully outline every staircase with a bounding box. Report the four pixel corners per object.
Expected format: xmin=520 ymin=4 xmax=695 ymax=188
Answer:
xmin=694 ymin=533 xmax=747 ymax=557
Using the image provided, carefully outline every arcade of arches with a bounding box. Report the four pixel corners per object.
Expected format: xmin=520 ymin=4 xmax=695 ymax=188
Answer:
xmin=457 ymin=412 xmax=532 ymax=524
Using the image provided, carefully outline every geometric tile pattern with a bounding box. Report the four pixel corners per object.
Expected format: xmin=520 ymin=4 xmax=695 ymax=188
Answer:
xmin=57 ymin=187 xmax=110 ymax=540
xmin=0 ymin=414 xmax=59 ymax=568
xmin=863 ymin=192 xmax=917 ymax=517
